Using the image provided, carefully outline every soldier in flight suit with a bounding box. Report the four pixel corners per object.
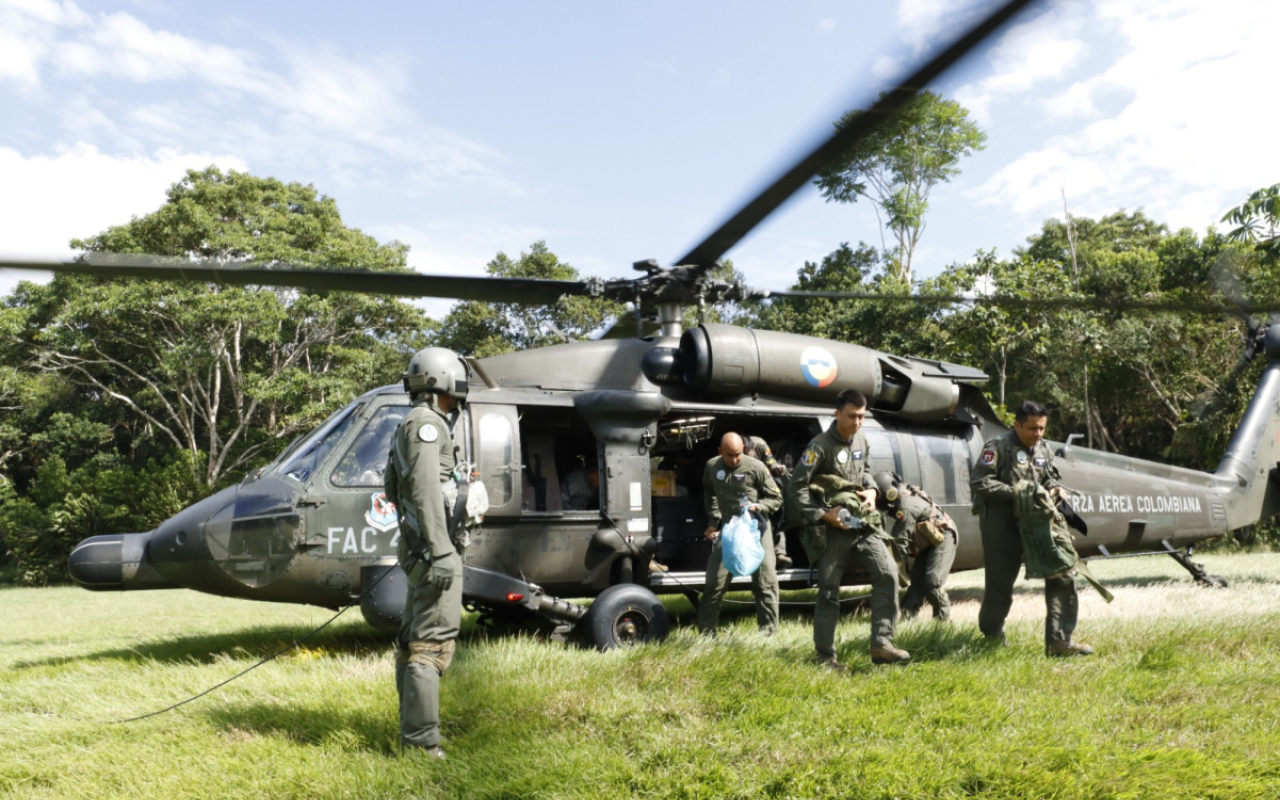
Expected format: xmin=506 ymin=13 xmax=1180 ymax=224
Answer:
xmin=698 ymin=432 xmax=784 ymax=635
xmin=383 ymin=347 xmax=471 ymax=757
xmin=789 ymin=389 xmax=910 ymax=668
xmin=744 ymin=435 xmax=793 ymax=567
xmin=970 ymin=399 xmax=1093 ymax=657
xmin=874 ymin=471 xmax=958 ymax=621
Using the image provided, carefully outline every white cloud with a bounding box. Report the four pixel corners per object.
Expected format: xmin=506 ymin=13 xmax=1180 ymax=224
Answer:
xmin=951 ymin=83 xmax=992 ymax=127
xmin=945 ymin=4 xmax=1088 ymax=126
xmin=1044 ymin=80 xmax=1099 ymax=120
xmin=973 ymin=0 xmax=1280 ymax=232
xmin=0 ymin=143 xmax=246 ymax=295
xmin=55 ymin=11 xmax=262 ymax=88
xmin=872 ymin=54 xmax=903 ymax=82
xmin=0 ymin=143 xmax=245 ymax=253
xmin=0 ymin=0 xmax=89 ymax=88
xmin=274 ymin=46 xmax=411 ymax=133
xmin=980 ymin=15 xmax=1085 ymax=95
xmin=895 ymin=0 xmax=995 ymax=55
xmin=0 ymin=3 xmax=508 ymax=197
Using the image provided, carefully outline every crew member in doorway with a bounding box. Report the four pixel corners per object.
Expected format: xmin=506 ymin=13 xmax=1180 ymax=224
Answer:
xmin=562 ymin=462 xmax=600 ymax=510
xmin=697 ymin=432 xmax=784 ymax=636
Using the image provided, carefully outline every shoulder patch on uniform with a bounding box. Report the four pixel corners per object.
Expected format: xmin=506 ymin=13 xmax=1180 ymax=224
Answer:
xmin=979 ymin=449 xmax=996 ymax=466
xmin=801 ymin=449 xmax=817 ymax=467
xmin=896 ymin=510 xmax=905 ymax=520
xmin=419 ymin=423 xmax=439 ymax=443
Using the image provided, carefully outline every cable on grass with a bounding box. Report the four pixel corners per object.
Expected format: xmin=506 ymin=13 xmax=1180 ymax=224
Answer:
xmin=95 ymin=524 xmax=866 ymax=723
xmin=109 ymin=564 xmax=397 ymax=724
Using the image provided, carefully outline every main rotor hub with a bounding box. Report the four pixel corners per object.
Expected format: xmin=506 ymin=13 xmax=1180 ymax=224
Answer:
xmin=616 ymin=259 xmax=770 ymax=311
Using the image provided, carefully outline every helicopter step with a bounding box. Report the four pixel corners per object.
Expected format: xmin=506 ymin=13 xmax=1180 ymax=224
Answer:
xmin=647 ymin=567 xmax=820 ymax=591
xmin=1086 ymin=542 xmax=1228 ymax=588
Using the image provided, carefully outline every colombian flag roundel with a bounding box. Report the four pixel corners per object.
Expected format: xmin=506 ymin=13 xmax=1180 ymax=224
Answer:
xmin=800 ymin=346 xmax=837 ymax=388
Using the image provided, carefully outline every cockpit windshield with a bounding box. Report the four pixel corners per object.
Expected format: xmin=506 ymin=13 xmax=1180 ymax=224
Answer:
xmin=330 ymin=405 xmax=410 ymax=487
xmin=273 ymin=402 xmax=364 ymax=483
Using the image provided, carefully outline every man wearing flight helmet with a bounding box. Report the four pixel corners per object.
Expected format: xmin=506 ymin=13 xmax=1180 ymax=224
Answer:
xmin=384 ymin=347 xmax=471 ymax=758
xmin=873 ymin=471 xmax=958 ymax=622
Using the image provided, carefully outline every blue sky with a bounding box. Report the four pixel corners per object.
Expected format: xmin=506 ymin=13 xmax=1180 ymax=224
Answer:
xmin=2 ymin=0 xmax=1277 ymax=314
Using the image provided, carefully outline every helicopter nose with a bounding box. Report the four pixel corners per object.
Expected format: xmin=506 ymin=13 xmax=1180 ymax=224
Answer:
xmin=68 ymin=532 xmax=178 ymax=591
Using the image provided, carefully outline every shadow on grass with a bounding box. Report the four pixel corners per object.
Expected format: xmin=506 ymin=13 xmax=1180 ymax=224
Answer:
xmin=11 ymin=621 xmax=397 ymax=670
xmin=664 ymin=623 xmax=1002 ymax=675
xmin=202 ymin=700 xmax=399 ymax=754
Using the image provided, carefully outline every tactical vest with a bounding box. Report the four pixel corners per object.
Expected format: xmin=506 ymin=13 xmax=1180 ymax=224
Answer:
xmin=1012 ymin=480 xmax=1077 ymax=579
xmin=899 ymin=485 xmax=955 ymax=550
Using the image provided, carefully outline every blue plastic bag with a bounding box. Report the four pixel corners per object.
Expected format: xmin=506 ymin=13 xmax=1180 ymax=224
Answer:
xmin=720 ymin=509 xmax=764 ymax=577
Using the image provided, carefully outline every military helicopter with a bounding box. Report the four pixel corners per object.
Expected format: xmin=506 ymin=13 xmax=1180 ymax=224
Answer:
xmin=5 ymin=0 xmax=1278 ymax=649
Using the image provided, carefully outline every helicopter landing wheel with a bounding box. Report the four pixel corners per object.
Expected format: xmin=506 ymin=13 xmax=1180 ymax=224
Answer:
xmin=581 ymin=583 xmax=669 ymax=650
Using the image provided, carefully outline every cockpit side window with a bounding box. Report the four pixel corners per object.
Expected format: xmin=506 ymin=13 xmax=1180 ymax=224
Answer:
xmin=474 ymin=406 xmax=520 ymax=515
xmin=330 ymin=406 xmax=410 ymax=487
xmin=275 ymin=403 xmax=364 ymax=483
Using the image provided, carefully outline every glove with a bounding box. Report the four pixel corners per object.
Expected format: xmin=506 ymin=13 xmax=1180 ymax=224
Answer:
xmin=428 ymin=552 xmax=455 ymax=592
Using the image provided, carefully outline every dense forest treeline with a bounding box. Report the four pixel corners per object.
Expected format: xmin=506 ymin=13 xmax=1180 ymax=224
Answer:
xmin=2 ymin=166 xmax=1279 ymax=583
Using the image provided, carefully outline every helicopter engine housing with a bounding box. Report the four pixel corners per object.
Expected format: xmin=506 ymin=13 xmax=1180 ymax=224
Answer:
xmin=679 ymin=323 xmax=974 ymax=421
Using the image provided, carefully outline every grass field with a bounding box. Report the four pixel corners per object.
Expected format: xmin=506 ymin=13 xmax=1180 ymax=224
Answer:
xmin=4 ymin=553 xmax=1280 ymax=799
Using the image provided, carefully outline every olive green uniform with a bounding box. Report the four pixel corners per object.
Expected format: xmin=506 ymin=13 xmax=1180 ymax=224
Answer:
xmin=697 ymin=454 xmax=783 ymax=634
xmin=971 ymin=430 xmax=1078 ymax=645
xmin=790 ymin=426 xmax=899 ymax=659
xmin=384 ymin=397 xmax=463 ymax=750
xmin=745 ymin=435 xmax=791 ymax=563
xmin=889 ymin=488 xmax=957 ymax=621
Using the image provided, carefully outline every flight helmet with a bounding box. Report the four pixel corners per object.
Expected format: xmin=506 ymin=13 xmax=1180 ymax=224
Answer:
xmin=403 ymin=347 xmax=470 ymax=402
xmin=873 ymin=471 xmax=900 ymax=505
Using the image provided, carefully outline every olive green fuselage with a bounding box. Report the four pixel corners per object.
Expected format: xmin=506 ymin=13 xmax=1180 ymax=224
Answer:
xmin=68 ymin=326 xmax=1280 ymax=631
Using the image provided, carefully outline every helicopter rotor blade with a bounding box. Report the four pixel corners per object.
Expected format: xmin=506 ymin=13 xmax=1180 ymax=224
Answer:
xmin=7 ymin=254 xmax=1276 ymax=320
xmin=673 ymin=0 xmax=1038 ymax=273
xmin=1207 ymin=249 xmax=1260 ymax=327
xmin=0 ymin=0 xmax=1050 ymax=322
xmin=764 ymin=288 xmax=1268 ymax=316
xmin=1185 ymin=250 xmax=1275 ymax=417
xmin=0 ymin=255 xmax=599 ymax=306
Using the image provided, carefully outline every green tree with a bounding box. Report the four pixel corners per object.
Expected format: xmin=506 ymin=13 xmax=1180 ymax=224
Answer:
xmin=19 ymin=166 xmax=431 ymax=487
xmin=433 ymin=241 xmax=623 ymax=357
xmin=935 ymin=217 xmax=1243 ymax=464
xmin=815 ymin=91 xmax=986 ymax=284
xmin=751 ymin=242 xmax=945 ymax=358
xmin=2 ymin=167 xmax=434 ymax=583
xmin=1222 ymin=182 xmax=1280 ymax=257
